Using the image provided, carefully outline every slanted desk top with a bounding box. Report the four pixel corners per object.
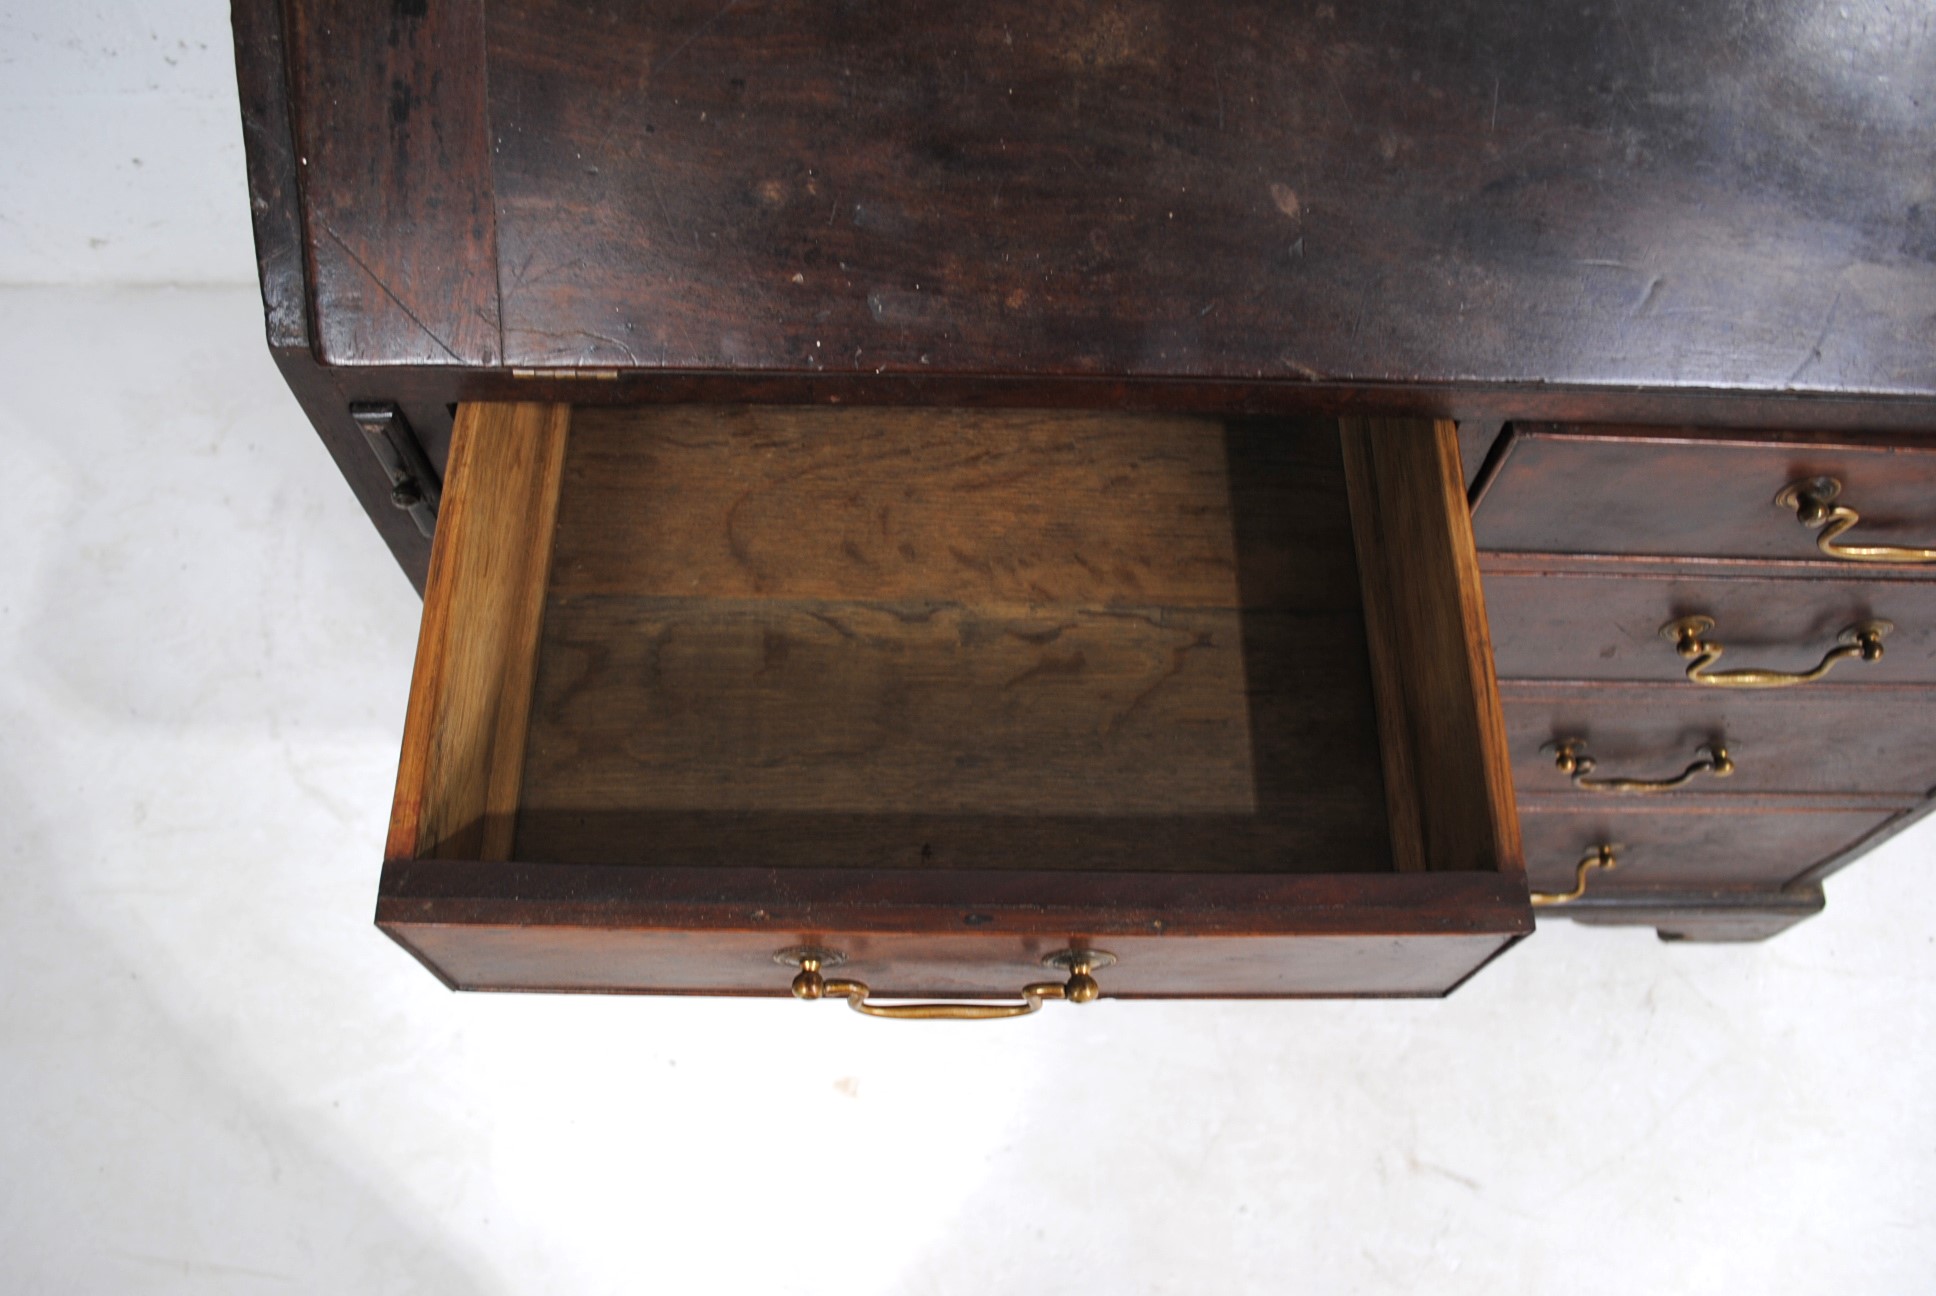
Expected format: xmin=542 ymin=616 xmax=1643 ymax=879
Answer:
xmin=235 ymin=0 xmax=1936 ymax=587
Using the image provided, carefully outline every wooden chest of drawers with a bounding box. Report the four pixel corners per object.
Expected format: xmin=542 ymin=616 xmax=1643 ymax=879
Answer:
xmin=233 ymin=0 xmax=1936 ymax=999
xmin=1472 ymin=427 xmax=1936 ymax=940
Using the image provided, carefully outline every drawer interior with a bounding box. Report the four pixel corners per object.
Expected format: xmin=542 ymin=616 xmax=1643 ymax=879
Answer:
xmin=380 ymin=405 xmax=1528 ymax=997
xmin=520 ymin=406 xmax=1388 ymax=872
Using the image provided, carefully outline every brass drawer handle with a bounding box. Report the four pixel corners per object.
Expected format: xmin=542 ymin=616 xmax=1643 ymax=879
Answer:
xmin=1777 ymin=477 xmax=1936 ymax=564
xmin=1530 ymin=844 xmax=1618 ymax=906
xmin=1661 ymin=615 xmax=1890 ymax=688
xmin=777 ymin=948 xmax=1112 ymax=1019
xmin=1547 ymin=738 xmax=1733 ymax=793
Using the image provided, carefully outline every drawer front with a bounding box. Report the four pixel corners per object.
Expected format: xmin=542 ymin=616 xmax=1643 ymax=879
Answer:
xmin=385 ymin=405 xmax=1529 ymax=999
xmin=1521 ymin=806 xmax=1896 ymax=893
xmin=1473 ymin=427 xmax=1936 ymax=562
xmin=1502 ymin=683 xmax=1936 ymax=800
xmin=380 ymin=862 xmax=1528 ymax=999
xmin=1483 ymin=569 xmax=1936 ymax=685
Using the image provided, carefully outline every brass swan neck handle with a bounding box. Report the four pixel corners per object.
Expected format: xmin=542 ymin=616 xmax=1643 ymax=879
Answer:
xmin=779 ymin=948 xmax=1112 ymax=1019
xmin=1777 ymin=477 xmax=1936 ymax=565
xmin=1547 ymin=738 xmax=1734 ymax=793
xmin=1662 ymin=615 xmax=1889 ymax=689
xmin=1531 ymin=844 xmax=1618 ymax=906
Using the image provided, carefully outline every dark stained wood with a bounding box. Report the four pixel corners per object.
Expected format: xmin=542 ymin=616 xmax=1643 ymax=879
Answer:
xmin=263 ymin=351 xmax=436 ymax=593
xmin=1560 ymin=886 xmax=1826 ymax=944
xmin=516 ymin=408 xmax=1394 ymax=873
xmin=232 ymin=2 xmax=1936 ymax=962
xmin=1502 ymin=681 xmax=1936 ymax=801
xmin=1340 ymin=419 xmax=1521 ymax=875
xmin=475 ymin=0 xmax=1936 ymax=401
xmin=378 ymin=862 xmax=1527 ymax=997
xmin=1481 ymin=565 xmax=1936 ymax=686
xmin=282 ymin=0 xmax=501 ymax=365
xmin=238 ymin=1 xmax=1936 ymax=587
xmin=388 ymin=404 xmax=570 ymax=862
xmin=1473 ymin=425 xmax=1936 ymax=941
xmin=1786 ymin=793 xmax=1936 ymax=893
xmin=1470 ymin=425 xmax=1936 ymax=943
xmin=230 ymin=0 xmax=308 ymax=352
xmin=1474 ymin=426 xmax=1936 ymax=560
xmin=1520 ymin=804 xmax=1895 ymax=892
xmin=328 ymin=367 xmax=1936 ymax=430
xmin=238 ymin=2 xmax=451 ymax=586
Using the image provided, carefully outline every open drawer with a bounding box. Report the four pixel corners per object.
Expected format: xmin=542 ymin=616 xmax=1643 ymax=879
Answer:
xmin=377 ymin=405 xmax=1529 ymax=1003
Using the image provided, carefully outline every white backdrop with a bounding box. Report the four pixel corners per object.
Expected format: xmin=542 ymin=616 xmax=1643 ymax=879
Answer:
xmin=2 ymin=6 xmax=1933 ymax=1293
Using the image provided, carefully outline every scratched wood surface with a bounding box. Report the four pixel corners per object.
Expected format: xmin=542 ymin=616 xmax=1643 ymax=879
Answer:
xmin=251 ymin=0 xmax=1936 ymax=398
xmin=239 ymin=1 xmax=1936 ymax=591
xmin=281 ymin=0 xmax=501 ymax=365
xmin=468 ymin=0 xmax=1936 ymax=395
xmin=515 ymin=407 xmax=1399 ymax=871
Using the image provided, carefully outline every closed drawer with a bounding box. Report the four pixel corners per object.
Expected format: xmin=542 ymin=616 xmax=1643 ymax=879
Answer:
xmin=1482 ymin=565 xmax=1936 ymax=685
xmin=1473 ymin=426 xmax=1936 ymax=564
xmin=1502 ymin=682 xmax=1936 ymax=801
xmin=380 ymin=406 xmax=1528 ymax=1001
xmin=1521 ymin=804 xmax=1899 ymax=894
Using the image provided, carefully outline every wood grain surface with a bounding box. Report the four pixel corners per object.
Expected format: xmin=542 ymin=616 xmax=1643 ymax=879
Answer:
xmin=1520 ymin=803 xmax=1895 ymax=892
xmin=387 ymin=403 xmax=570 ymax=861
xmin=1557 ymin=886 xmax=1826 ymax=943
xmin=516 ymin=407 xmax=1398 ymax=871
xmin=547 ymin=406 xmax=1362 ymax=609
xmin=378 ymin=861 xmax=1529 ymax=996
xmin=249 ymin=0 xmax=1936 ymax=403
xmin=1341 ymin=419 xmax=1521 ymax=875
xmin=1472 ymin=424 xmax=1936 ymax=940
xmin=472 ymin=0 xmax=1936 ymax=399
xmin=1481 ymin=564 xmax=1936 ymax=685
xmin=239 ymin=0 xmax=1936 ymax=590
xmin=229 ymin=0 xmax=308 ymax=352
xmin=1501 ymin=680 xmax=1936 ymax=801
xmin=1474 ymin=426 xmax=1936 ymax=560
xmin=282 ymin=0 xmax=501 ymax=364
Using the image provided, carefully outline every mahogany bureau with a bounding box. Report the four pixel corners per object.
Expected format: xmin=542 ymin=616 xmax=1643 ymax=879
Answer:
xmin=1472 ymin=427 xmax=1936 ymax=941
xmin=232 ymin=0 xmax=1936 ymax=1004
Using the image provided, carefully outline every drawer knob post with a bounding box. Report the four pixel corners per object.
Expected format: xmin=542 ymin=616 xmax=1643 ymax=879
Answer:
xmin=1530 ymin=844 xmax=1618 ymax=906
xmin=777 ymin=947 xmax=1113 ymax=1019
xmin=1777 ymin=477 xmax=1936 ymax=565
xmin=1662 ymin=615 xmax=1890 ymax=688
xmin=1547 ymin=738 xmax=1734 ymax=793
